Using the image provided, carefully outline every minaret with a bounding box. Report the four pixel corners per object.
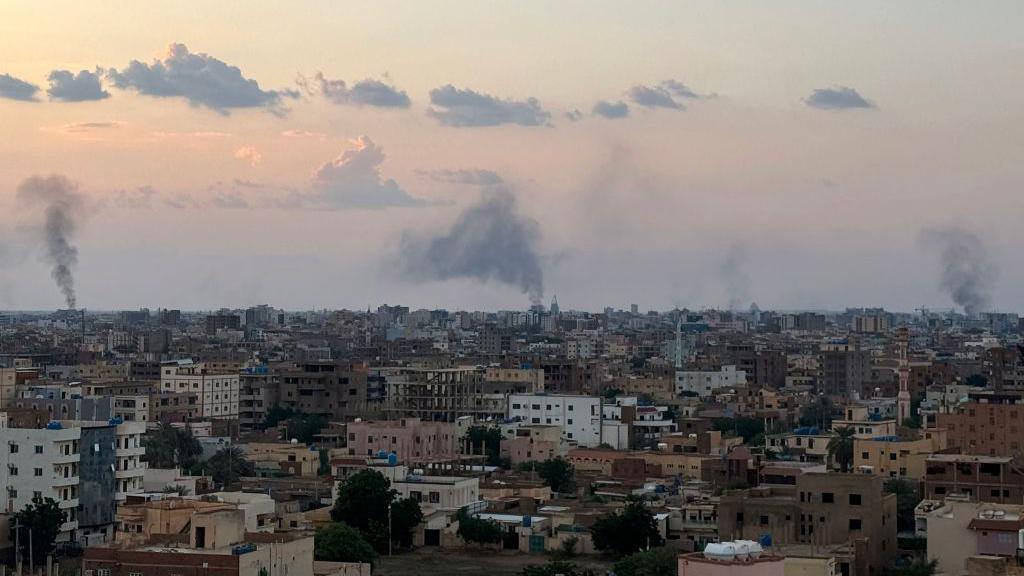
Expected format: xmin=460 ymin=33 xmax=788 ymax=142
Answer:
xmin=675 ymin=319 xmax=683 ymax=369
xmin=896 ymin=327 xmax=911 ymax=426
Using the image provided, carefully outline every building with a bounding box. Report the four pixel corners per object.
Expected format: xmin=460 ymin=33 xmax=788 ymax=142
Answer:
xmin=937 ymin=395 xmax=1024 ymax=459
xmin=679 ymin=547 xmax=785 ymax=576
xmin=277 ymin=362 xmax=370 ymax=421
xmin=345 ymin=418 xmax=457 ymax=464
xmin=677 ymin=366 xmax=748 ymax=398
xmin=916 ymin=498 xmax=1024 ymax=575
xmin=819 ymin=344 xmax=871 ymax=400
xmin=718 ymin=473 xmax=897 ymax=576
xmin=924 ymin=454 xmax=1024 ymax=503
xmin=852 ymin=431 xmax=946 ymax=480
xmin=507 ymin=394 xmax=603 ymax=447
xmin=379 ymin=464 xmax=480 ymax=513
xmin=160 ymin=360 xmax=240 ymax=420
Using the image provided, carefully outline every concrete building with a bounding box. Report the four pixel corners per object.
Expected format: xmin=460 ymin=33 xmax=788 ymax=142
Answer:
xmin=924 ymin=454 xmax=1024 ymax=503
xmin=915 ymin=498 xmax=1024 ymax=575
xmin=507 ymin=394 xmax=603 ymax=447
xmin=718 ymin=474 xmax=897 ymax=576
xmin=345 ymin=418 xmax=457 ymax=464
xmin=379 ymin=465 xmax=480 ymax=513
xmin=160 ymin=360 xmax=240 ymax=420
xmin=677 ymin=366 xmax=748 ymax=398
xmin=819 ymin=344 xmax=871 ymax=400
xmin=853 ymin=431 xmax=946 ymax=480
xmin=679 ymin=548 xmax=785 ymax=576
xmin=938 ymin=395 xmax=1024 ymax=459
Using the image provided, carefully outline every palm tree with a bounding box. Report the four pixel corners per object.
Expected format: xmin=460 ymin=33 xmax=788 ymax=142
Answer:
xmin=827 ymin=426 xmax=856 ymax=472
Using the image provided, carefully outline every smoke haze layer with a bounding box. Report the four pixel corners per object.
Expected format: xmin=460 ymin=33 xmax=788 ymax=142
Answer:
xmin=398 ymin=188 xmax=544 ymax=305
xmin=16 ymin=175 xmax=84 ymax=309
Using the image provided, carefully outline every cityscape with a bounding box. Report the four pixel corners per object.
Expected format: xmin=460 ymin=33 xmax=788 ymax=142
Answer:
xmin=2 ymin=3 xmax=1023 ymax=576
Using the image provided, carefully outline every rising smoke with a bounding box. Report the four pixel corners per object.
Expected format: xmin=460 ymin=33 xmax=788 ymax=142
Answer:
xmin=16 ymin=175 xmax=84 ymax=309
xmin=921 ymin=226 xmax=996 ymax=316
xmin=720 ymin=243 xmax=751 ymax=311
xmin=398 ymin=188 xmax=544 ymax=305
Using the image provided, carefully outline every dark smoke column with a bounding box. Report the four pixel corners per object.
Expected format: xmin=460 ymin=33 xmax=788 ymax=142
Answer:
xmin=398 ymin=188 xmax=544 ymax=305
xmin=921 ymin=226 xmax=996 ymax=316
xmin=16 ymin=175 xmax=84 ymax=309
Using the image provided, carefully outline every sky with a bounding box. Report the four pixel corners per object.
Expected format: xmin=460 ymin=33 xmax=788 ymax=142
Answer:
xmin=1 ymin=1 xmax=1022 ymax=313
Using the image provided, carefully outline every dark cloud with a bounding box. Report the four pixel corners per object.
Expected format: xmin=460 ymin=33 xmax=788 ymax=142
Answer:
xmin=427 ymin=85 xmax=551 ymax=127
xmin=107 ymin=43 xmax=297 ymax=114
xmin=416 ymin=169 xmax=503 ymax=187
xmin=301 ymin=136 xmax=424 ymax=209
xmin=300 ymin=72 xmax=411 ymax=108
xmin=920 ymin=226 xmax=996 ymax=315
xmin=398 ymin=187 xmax=544 ymax=305
xmin=47 ymin=68 xmax=110 ymax=102
xmin=565 ymin=109 xmax=583 ymax=122
xmin=803 ymin=86 xmax=874 ymax=110
xmin=627 ymin=79 xmax=704 ymax=110
xmin=0 ymin=73 xmax=40 ymax=101
xmin=592 ymin=100 xmax=629 ymax=119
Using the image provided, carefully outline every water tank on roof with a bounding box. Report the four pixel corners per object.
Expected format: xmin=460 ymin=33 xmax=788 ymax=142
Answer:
xmin=759 ymin=533 xmax=772 ymax=548
xmin=377 ymin=450 xmax=388 ymax=459
xmin=704 ymin=542 xmax=737 ymax=562
xmin=46 ymin=421 xmax=63 ymax=430
xmin=522 ymin=515 xmax=532 ymax=528
xmin=387 ymin=453 xmax=398 ymax=466
xmin=108 ymin=417 xmax=123 ymax=425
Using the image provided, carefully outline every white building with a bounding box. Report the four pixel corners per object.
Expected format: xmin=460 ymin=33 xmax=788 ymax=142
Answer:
xmin=160 ymin=360 xmax=240 ymax=419
xmin=507 ymin=394 xmax=602 ymax=447
xmin=0 ymin=424 xmax=81 ymax=539
xmin=675 ymin=365 xmax=747 ymax=397
xmin=379 ymin=465 xmax=480 ymax=513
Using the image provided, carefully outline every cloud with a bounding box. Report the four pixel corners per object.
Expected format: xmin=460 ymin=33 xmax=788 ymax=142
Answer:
xmin=108 ymin=43 xmax=297 ymax=114
xmin=398 ymin=187 xmax=544 ymax=304
xmin=627 ymin=79 xmax=705 ymax=110
xmin=234 ymin=146 xmax=263 ymax=166
xmin=592 ymin=100 xmax=629 ymax=119
xmin=300 ymin=72 xmax=411 ymax=108
xmin=281 ymin=129 xmax=326 ymax=139
xmin=416 ymin=169 xmax=503 ymax=187
xmin=427 ymin=85 xmax=551 ymax=127
xmin=151 ymin=130 xmax=230 ymax=138
xmin=109 ymin=186 xmax=158 ymax=209
xmin=41 ymin=121 xmax=124 ymax=135
xmin=803 ymin=86 xmax=874 ymax=110
xmin=565 ymin=109 xmax=583 ymax=122
xmin=0 ymin=73 xmax=40 ymax=101
xmin=296 ymin=136 xmax=423 ymax=209
xmin=47 ymin=68 xmax=110 ymax=102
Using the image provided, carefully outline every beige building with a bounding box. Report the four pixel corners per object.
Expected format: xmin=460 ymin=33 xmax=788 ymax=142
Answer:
xmin=853 ymin=431 xmax=946 ymax=480
xmin=244 ymin=443 xmax=321 ymax=477
xmin=916 ymin=498 xmax=1024 ymax=575
xmin=160 ymin=360 xmax=240 ymax=420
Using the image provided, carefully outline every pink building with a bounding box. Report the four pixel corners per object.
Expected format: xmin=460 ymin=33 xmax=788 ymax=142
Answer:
xmin=679 ymin=550 xmax=785 ymax=576
xmin=346 ymin=418 xmax=457 ymax=464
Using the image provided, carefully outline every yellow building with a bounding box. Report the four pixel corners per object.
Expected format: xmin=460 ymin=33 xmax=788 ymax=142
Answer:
xmin=853 ymin=430 xmax=946 ymax=480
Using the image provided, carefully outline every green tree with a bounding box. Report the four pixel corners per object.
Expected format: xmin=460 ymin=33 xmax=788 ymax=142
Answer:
xmin=332 ymin=469 xmax=423 ymax=553
xmin=143 ymin=421 xmax=203 ymax=469
xmin=591 ymin=498 xmax=663 ymax=557
xmin=314 ymin=523 xmax=377 ymax=565
xmin=206 ymin=446 xmax=254 ymax=486
xmin=456 ymin=509 xmax=503 ymax=546
xmin=885 ymin=478 xmax=923 ymax=532
xmin=537 ymin=457 xmax=576 ymax=494
xmin=799 ymin=396 xmax=834 ymax=429
xmin=964 ymin=374 xmax=988 ymax=387
xmin=603 ymin=388 xmax=624 ymax=400
xmin=466 ymin=425 xmax=505 ymax=466
xmin=10 ymin=496 xmax=64 ymax=564
xmin=286 ymin=413 xmax=328 ymax=444
xmin=827 ymin=426 xmax=856 ymax=472
xmin=712 ymin=417 xmax=764 ymax=443
xmin=614 ymin=547 xmax=679 ymax=576
xmin=263 ymin=406 xmax=297 ymax=428
xmin=520 ymin=561 xmax=597 ymax=576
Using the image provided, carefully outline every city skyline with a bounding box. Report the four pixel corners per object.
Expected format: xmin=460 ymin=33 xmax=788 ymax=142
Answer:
xmin=2 ymin=2 xmax=1022 ymax=312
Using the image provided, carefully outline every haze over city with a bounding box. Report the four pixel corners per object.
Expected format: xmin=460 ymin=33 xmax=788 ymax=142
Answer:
xmin=2 ymin=2 xmax=1022 ymax=312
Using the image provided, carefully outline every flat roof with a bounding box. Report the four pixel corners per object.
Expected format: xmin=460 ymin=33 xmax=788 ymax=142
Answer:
xmin=926 ymin=454 xmax=1011 ymax=464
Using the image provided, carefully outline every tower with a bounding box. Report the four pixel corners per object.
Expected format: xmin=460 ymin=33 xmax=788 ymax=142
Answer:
xmin=896 ymin=327 xmax=911 ymax=426
xmin=550 ymin=295 xmax=559 ymax=316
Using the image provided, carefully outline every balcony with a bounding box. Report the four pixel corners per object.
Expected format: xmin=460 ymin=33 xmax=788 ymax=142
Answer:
xmin=58 ymin=498 xmax=79 ymax=510
xmin=115 ymin=464 xmax=147 ymax=479
xmin=53 ymin=474 xmax=79 ymax=487
xmin=53 ymin=452 xmax=80 ymax=465
xmin=117 ymin=446 xmax=145 ymax=458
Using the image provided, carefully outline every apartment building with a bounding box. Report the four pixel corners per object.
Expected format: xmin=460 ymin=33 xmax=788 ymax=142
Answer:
xmin=924 ymin=454 xmax=1024 ymax=503
xmin=853 ymin=430 xmax=946 ymax=480
xmin=819 ymin=344 xmax=871 ymax=399
xmin=937 ymin=394 xmax=1024 ymax=458
xmin=345 ymin=418 xmax=457 ymax=464
xmin=507 ymin=394 xmax=603 ymax=447
xmin=239 ymin=367 xmax=280 ymax=431
xmin=676 ymin=366 xmax=747 ymax=398
xmin=160 ymin=360 xmax=239 ymax=420
xmin=718 ymin=473 xmax=897 ymax=576
xmin=278 ymin=361 xmax=369 ymax=420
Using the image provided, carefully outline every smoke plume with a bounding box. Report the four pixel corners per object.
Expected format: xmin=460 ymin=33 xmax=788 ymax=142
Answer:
xmin=16 ymin=175 xmax=84 ymax=309
xmin=399 ymin=188 xmax=544 ymax=305
xmin=921 ymin=226 xmax=996 ymax=316
xmin=720 ymin=243 xmax=751 ymax=311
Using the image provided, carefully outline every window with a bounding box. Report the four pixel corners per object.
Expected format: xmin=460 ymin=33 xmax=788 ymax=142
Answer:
xmin=861 ymin=452 xmax=869 ymax=460
xmin=849 ymin=494 xmax=862 ymax=506
xmin=429 ymin=491 xmax=440 ymax=503
xmin=34 ymin=468 xmax=43 ymax=477
xmin=8 ymin=466 xmax=17 ymax=476
xmin=889 ymin=453 xmax=897 ymax=461
xmin=759 ymin=515 xmax=769 ymax=526
xmin=822 ymin=492 xmax=834 ymax=503
xmin=512 ymin=403 xmax=521 ymax=410
xmin=849 ymin=519 xmax=862 ymax=530
xmin=736 ymin=513 xmax=744 ymax=522
xmin=34 ymin=446 xmax=42 ymax=454
xmin=9 ymin=444 xmax=17 ymax=454
xmin=410 ymin=491 xmax=422 ymax=502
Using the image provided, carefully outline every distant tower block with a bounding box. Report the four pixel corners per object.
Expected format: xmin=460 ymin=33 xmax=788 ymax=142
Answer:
xmin=550 ymin=295 xmax=559 ymax=315
xmin=896 ymin=327 xmax=911 ymax=426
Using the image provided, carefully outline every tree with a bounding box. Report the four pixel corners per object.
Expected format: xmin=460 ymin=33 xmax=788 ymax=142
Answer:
xmin=161 ymin=484 xmax=192 ymax=496
xmin=885 ymin=478 xmax=923 ymax=532
xmin=537 ymin=457 xmax=576 ymax=494
xmin=827 ymin=426 xmax=856 ymax=472
xmin=965 ymin=374 xmax=988 ymax=387
xmin=466 ymin=425 xmax=504 ymax=467
xmin=800 ymin=396 xmax=834 ymax=429
xmin=614 ymin=547 xmax=679 ymax=576
xmin=314 ymin=523 xmax=377 ymax=565
xmin=603 ymin=388 xmax=624 ymax=400
xmin=456 ymin=509 xmax=503 ymax=546
xmin=206 ymin=446 xmax=254 ymax=486
xmin=520 ymin=561 xmax=597 ymax=576
xmin=558 ymin=536 xmax=579 ymax=559
xmin=286 ymin=413 xmax=328 ymax=445
xmin=263 ymin=406 xmax=297 ymax=428
xmin=712 ymin=417 xmax=764 ymax=443
xmin=10 ymin=496 xmax=64 ymax=564
xmin=591 ymin=498 xmax=664 ymax=557
xmin=143 ymin=421 xmax=202 ymax=469
xmin=883 ymin=560 xmax=938 ymax=576
xmin=332 ymin=469 xmax=422 ymax=553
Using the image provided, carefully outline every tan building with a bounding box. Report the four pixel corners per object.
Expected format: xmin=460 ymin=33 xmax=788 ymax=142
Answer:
xmin=938 ymin=395 xmax=1024 ymax=459
xmin=243 ymin=443 xmax=321 ymax=477
xmin=345 ymin=418 xmax=457 ymax=464
xmin=916 ymin=498 xmax=1024 ymax=575
xmin=500 ymin=425 xmax=561 ymax=465
xmin=679 ymin=549 xmax=785 ymax=576
xmin=853 ymin=430 xmax=946 ymax=480
xmin=160 ymin=360 xmax=240 ymax=420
